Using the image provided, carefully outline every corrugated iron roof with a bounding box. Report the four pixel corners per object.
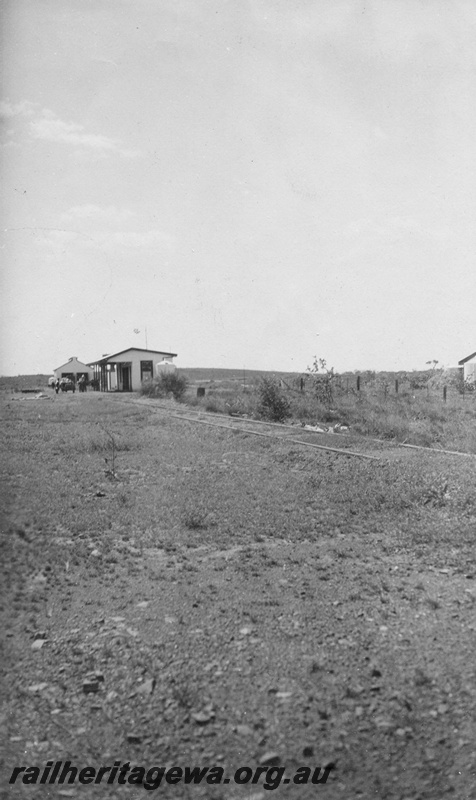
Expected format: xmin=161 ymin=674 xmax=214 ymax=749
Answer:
xmin=88 ymin=347 xmax=177 ymax=365
xmin=458 ymin=351 xmax=476 ymax=365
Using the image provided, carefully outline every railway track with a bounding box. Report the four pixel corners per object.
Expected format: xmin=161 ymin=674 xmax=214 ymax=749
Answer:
xmin=118 ymin=398 xmax=476 ymax=461
xmin=120 ymin=400 xmax=390 ymax=461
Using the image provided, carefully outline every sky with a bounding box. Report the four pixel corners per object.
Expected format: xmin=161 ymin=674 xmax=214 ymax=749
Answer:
xmin=1 ymin=0 xmax=475 ymax=376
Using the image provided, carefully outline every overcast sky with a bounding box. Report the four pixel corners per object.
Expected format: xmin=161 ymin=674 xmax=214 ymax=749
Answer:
xmin=1 ymin=0 xmax=475 ymax=375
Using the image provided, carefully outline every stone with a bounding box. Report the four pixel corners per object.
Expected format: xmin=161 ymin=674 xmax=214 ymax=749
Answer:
xmin=236 ymin=724 xmax=253 ymax=737
xmin=82 ymin=680 xmax=100 ymax=694
xmin=136 ymin=678 xmax=155 ymax=696
xmin=192 ymin=711 xmax=213 ymax=725
xmin=259 ymin=752 xmax=280 ymax=766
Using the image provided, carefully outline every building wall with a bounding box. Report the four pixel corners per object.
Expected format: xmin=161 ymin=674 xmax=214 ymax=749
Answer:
xmin=54 ymin=358 xmax=95 ymax=382
xmin=463 ymin=357 xmax=476 ymax=383
xmin=104 ymin=350 xmax=174 ymax=391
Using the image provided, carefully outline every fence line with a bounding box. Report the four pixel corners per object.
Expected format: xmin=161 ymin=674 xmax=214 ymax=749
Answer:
xmin=277 ymin=375 xmax=475 ymax=403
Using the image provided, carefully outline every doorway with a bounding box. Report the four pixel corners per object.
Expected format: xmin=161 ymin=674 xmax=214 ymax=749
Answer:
xmin=118 ymin=363 xmax=132 ymax=392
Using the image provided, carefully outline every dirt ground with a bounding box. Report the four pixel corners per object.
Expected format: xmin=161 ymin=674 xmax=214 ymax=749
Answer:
xmin=1 ymin=391 xmax=475 ymax=799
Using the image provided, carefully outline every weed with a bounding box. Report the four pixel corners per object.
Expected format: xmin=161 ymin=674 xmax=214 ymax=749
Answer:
xmin=118 ymin=490 xmax=134 ymax=507
xmin=225 ymin=396 xmax=250 ymax=417
xmin=99 ymin=426 xmax=118 ymax=477
xmin=414 ymin=668 xmax=433 ymax=687
xmin=172 ymin=682 xmax=196 ymax=709
xmin=183 ymin=510 xmax=208 ymax=530
xmin=421 ymin=478 xmax=449 ymax=507
xmin=333 ymin=547 xmax=351 ymax=559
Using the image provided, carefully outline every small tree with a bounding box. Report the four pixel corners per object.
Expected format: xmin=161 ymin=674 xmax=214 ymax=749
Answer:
xmin=257 ymin=377 xmax=291 ymax=422
xmin=425 ymin=360 xmax=440 ymax=373
xmin=307 ymin=357 xmax=338 ymax=407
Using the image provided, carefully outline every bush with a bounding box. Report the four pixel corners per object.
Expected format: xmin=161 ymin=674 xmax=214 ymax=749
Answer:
xmin=257 ymin=377 xmax=291 ymax=423
xmin=141 ymin=372 xmax=188 ymax=401
xmin=307 ymin=357 xmax=338 ymax=407
xmin=461 ymin=379 xmax=475 ymax=394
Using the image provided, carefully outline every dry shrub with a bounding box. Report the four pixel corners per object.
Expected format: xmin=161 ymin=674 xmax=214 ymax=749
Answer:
xmin=141 ymin=372 xmax=188 ymax=400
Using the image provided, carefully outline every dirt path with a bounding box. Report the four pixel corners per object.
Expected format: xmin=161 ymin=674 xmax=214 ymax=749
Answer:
xmin=1 ymin=393 xmax=475 ymax=798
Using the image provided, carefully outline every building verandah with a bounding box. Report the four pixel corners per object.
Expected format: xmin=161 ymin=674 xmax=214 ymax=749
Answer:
xmin=88 ymin=347 xmax=177 ymax=392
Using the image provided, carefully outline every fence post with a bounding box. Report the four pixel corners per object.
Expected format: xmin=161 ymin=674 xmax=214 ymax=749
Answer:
xmin=443 ymin=386 xmax=447 ymax=403
xmin=395 ymin=379 xmax=398 ymax=394
xmin=300 ymin=377 xmax=304 ymax=393
xmin=357 ymin=376 xmax=360 ymax=392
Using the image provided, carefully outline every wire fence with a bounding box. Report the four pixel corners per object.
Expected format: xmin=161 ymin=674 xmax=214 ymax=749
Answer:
xmin=277 ymin=374 xmax=476 ymax=405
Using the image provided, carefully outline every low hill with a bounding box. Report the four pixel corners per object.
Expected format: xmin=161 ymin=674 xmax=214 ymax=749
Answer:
xmin=180 ymin=367 xmax=302 ymax=385
xmin=0 ymin=374 xmax=52 ymax=392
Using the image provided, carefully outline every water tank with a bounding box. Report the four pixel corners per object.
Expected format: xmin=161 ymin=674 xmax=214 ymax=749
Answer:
xmin=156 ymin=359 xmax=177 ymax=376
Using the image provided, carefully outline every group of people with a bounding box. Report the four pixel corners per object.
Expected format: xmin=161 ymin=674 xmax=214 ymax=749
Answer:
xmin=54 ymin=378 xmax=74 ymax=394
xmin=53 ymin=375 xmax=88 ymax=394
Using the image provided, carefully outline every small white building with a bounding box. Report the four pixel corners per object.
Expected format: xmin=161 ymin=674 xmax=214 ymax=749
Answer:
xmin=88 ymin=347 xmax=177 ymax=392
xmin=54 ymin=357 xmax=95 ymax=383
xmin=458 ymin=351 xmax=476 ymax=384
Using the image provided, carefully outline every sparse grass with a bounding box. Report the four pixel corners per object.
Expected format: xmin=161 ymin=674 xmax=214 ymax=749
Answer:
xmin=179 ymin=374 xmax=476 ymax=453
xmin=2 ymin=387 xmax=476 ymax=799
xmin=7 ymin=368 xmax=474 ymax=452
xmin=1 ymin=387 xmax=475 ymax=570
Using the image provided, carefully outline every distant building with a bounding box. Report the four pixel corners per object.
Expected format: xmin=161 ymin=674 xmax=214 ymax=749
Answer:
xmin=88 ymin=347 xmax=177 ymax=392
xmin=54 ymin=357 xmax=95 ymax=383
xmin=458 ymin=351 xmax=476 ymax=384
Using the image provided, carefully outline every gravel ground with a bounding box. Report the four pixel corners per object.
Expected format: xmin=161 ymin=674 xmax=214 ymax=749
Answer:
xmin=1 ymin=392 xmax=475 ymax=799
